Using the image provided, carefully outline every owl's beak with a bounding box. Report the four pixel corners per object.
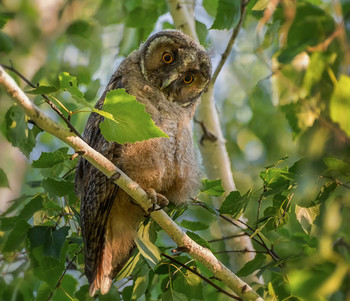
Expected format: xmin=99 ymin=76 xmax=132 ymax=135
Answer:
xmin=160 ymin=73 xmax=179 ymax=90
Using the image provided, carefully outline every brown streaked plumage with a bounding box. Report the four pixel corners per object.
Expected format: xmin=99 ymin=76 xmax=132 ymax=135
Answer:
xmin=75 ymin=30 xmax=212 ymax=296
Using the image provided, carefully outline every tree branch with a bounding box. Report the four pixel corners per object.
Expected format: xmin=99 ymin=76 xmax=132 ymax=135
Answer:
xmin=0 ymin=66 xmax=263 ymax=301
xmin=1 ymin=64 xmax=84 ymax=140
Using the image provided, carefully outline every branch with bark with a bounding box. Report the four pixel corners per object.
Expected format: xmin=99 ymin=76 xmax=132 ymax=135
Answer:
xmin=0 ymin=66 xmax=263 ymax=300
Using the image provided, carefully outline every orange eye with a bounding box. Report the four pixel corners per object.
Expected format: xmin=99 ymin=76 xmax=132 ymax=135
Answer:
xmin=162 ymin=52 xmax=173 ymax=63
xmin=183 ymin=74 xmax=193 ymax=84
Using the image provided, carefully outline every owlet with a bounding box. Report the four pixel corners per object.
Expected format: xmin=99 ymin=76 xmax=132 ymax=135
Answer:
xmin=75 ymin=30 xmax=212 ymax=296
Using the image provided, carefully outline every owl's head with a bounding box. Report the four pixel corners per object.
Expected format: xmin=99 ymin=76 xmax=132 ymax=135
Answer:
xmin=139 ymin=30 xmax=212 ymax=106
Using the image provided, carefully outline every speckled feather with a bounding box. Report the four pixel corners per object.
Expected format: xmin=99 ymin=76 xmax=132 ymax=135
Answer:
xmin=75 ymin=30 xmax=211 ymax=296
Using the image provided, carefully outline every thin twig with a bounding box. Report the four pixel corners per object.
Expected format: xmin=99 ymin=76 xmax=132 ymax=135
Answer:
xmin=192 ymin=201 xmax=280 ymax=262
xmin=211 ymin=0 xmax=250 ymax=85
xmin=208 ymin=233 xmax=248 ymax=243
xmin=1 ymin=64 xmax=84 ymax=140
xmin=214 ymin=250 xmax=268 ymax=255
xmin=161 ymin=253 xmax=243 ymax=301
xmin=256 ymin=185 xmax=267 ymax=226
xmin=47 ymin=249 xmax=82 ymax=301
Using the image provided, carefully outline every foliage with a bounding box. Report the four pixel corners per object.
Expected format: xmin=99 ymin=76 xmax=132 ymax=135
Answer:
xmin=1 ymin=0 xmax=350 ymax=300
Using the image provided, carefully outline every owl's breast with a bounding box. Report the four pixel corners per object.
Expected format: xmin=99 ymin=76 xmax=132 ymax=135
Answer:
xmin=119 ymin=117 xmax=199 ymax=204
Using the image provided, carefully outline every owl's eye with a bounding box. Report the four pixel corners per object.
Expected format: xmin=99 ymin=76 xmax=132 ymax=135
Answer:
xmin=183 ymin=74 xmax=194 ymax=84
xmin=162 ymin=52 xmax=173 ymax=64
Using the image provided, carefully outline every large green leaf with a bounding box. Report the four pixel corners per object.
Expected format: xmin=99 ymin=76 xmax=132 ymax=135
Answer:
xmin=211 ymin=0 xmax=241 ymax=30
xmin=28 ymin=226 xmax=69 ymax=259
xmin=5 ymin=105 xmax=41 ymax=157
xmin=99 ymin=89 xmax=168 ymax=143
xmin=219 ymin=190 xmax=251 ymax=219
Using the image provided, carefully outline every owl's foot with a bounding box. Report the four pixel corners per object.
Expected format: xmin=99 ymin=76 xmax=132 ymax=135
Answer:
xmin=145 ymin=188 xmax=169 ymax=213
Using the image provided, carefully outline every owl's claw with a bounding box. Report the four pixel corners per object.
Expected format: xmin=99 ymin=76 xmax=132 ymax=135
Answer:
xmin=145 ymin=188 xmax=169 ymax=213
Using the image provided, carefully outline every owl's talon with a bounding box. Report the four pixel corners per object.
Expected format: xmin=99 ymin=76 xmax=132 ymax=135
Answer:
xmin=145 ymin=188 xmax=169 ymax=213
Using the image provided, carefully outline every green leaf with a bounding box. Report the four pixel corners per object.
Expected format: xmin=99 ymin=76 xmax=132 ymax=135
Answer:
xmin=203 ymin=0 xmax=218 ymax=16
xmin=99 ymin=89 xmax=168 ymax=143
xmin=252 ymin=0 xmax=269 ymax=10
xmin=29 ymin=242 xmax=68 ymax=288
xmin=58 ymin=72 xmax=93 ymax=108
xmin=295 ymin=204 xmax=320 ymax=234
xmin=17 ymin=194 xmax=44 ymax=221
xmin=136 ymin=223 xmax=161 ymax=269
xmin=173 ymin=264 xmax=204 ymax=300
xmin=277 ymin=2 xmax=335 ymax=62
xmin=41 ymin=177 xmax=74 ymax=197
xmin=211 ymin=0 xmax=241 ymax=30
xmin=179 ymin=220 xmax=209 ymax=231
xmin=66 ymin=20 xmax=93 ymax=38
xmin=26 ymin=85 xmax=58 ymax=95
xmin=200 ymin=179 xmax=225 ymax=196
xmin=314 ymin=181 xmax=338 ymax=206
xmin=52 ymin=274 xmax=78 ymax=301
xmin=0 ymin=32 xmax=14 ymax=53
xmin=5 ymin=105 xmax=41 ymax=157
xmin=162 ymin=289 xmax=188 ymax=301
xmin=3 ymin=220 xmax=30 ymax=252
xmin=32 ymin=147 xmax=70 ymax=168
xmin=0 ymin=13 xmax=15 ymax=30
xmin=219 ymin=190 xmax=251 ymax=219
xmin=323 ymin=156 xmax=350 ymax=176
xmin=236 ymin=254 xmax=266 ymax=277
xmin=186 ymin=231 xmax=211 ymax=249
xmin=0 ymin=168 xmax=9 ymax=188
xmin=131 ymin=268 xmax=149 ymax=301
xmin=28 ymin=226 xmax=69 ymax=259
xmin=330 ymin=75 xmax=350 ymax=137
xmin=116 ymin=252 xmax=142 ymax=281
xmin=35 ymin=282 xmax=51 ymax=301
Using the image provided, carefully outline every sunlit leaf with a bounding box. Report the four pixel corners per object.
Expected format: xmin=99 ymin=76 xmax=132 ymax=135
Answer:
xmin=99 ymin=89 xmax=168 ymax=143
xmin=295 ymin=204 xmax=320 ymax=234
xmin=252 ymin=0 xmax=269 ymax=10
xmin=136 ymin=223 xmax=161 ymax=268
xmin=330 ymin=75 xmax=350 ymax=137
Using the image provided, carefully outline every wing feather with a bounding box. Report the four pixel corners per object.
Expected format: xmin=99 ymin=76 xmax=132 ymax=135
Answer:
xmin=75 ymin=73 xmax=123 ymax=285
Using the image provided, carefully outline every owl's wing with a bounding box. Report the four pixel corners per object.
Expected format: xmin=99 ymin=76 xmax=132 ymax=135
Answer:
xmin=75 ymin=73 xmax=123 ymax=285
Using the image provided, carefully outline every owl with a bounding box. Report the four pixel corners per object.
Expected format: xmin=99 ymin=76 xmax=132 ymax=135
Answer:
xmin=75 ymin=30 xmax=212 ymax=296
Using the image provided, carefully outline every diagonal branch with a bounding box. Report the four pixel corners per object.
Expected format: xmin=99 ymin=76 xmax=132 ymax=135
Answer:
xmin=0 ymin=66 xmax=263 ymax=301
